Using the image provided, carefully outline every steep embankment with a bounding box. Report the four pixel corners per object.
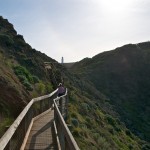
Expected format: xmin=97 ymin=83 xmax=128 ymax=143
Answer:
xmin=71 ymin=43 xmax=150 ymax=144
xmin=65 ymin=78 xmax=145 ymax=150
xmin=0 ymin=16 xmax=62 ymax=137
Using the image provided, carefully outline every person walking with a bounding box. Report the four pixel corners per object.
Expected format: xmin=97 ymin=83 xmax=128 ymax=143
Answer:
xmin=57 ymin=83 xmax=65 ymax=97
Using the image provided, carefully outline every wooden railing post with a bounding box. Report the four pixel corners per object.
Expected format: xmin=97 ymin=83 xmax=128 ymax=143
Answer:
xmin=60 ymin=97 xmax=63 ymax=114
xmin=65 ymin=94 xmax=68 ymax=120
xmin=40 ymin=100 xmax=42 ymax=113
xmin=54 ymin=103 xmax=65 ymax=150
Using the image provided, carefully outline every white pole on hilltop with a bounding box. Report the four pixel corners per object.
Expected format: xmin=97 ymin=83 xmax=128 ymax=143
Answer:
xmin=61 ymin=57 xmax=64 ymax=64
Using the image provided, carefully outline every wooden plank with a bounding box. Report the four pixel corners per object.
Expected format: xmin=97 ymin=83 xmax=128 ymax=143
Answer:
xmin=33 ymin=107 xmax=53 ymax=121
xmin=20 ymin=119 xmax=34 ymax=150
xmin=25 ymin=110 xmax=58 ymax=150
xmin=53 ymin=121 xmax=61 ymax=150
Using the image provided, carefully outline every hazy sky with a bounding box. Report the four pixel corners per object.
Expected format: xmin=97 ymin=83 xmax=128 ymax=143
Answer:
xmin=0 ymin=0 xmax=150 ymax=62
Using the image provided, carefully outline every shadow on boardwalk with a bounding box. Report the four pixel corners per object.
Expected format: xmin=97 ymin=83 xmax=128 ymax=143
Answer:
xmin=25 ymin=110 xmax=57 ymax=150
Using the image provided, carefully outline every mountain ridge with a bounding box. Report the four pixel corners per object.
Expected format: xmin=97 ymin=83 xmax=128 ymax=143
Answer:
xmin=70 ymin=42 xmax=150 ymax=143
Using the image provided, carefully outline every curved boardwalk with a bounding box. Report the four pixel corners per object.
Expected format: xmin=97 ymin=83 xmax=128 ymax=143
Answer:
xmin=25 ymin=109 xmax=57 ymax=150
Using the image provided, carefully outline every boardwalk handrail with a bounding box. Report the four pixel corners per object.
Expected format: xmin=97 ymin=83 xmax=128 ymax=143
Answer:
xmin=53 ymin=91 xmax=80 ymax=150
xmin=0 ymin=90 xmax=58 ymax=150
xmin=0 ymin=88 xmax=80 ymax=150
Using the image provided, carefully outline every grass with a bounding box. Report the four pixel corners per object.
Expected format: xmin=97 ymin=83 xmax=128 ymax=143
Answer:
xmin=0 ymin=117 xmax=14 ymax=137
xmin=66 ymin=84 xmax=142 ymax=150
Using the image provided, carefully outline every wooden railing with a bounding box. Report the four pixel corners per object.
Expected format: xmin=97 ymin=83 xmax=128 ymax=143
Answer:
xmin=0 ymin=89 xmax=80 ymax=150
xmin=54 ymin=94 xmax=80 ymax=150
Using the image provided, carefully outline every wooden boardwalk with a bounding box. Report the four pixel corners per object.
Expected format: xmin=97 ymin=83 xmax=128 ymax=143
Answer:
xmin=0 ymin=90 xmax=80 ymax=150
xmin=24 ymin=109 xmax=58 ymax=150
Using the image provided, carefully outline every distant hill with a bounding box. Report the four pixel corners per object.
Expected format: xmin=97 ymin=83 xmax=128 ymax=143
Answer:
xmin=71 ymin=42 xmax=150 ymax=143
xmin=0 ymin=16 xmax=149 ymax=149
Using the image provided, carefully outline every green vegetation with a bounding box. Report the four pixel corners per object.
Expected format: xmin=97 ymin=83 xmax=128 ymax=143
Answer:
xmin=61 ymin=77 xmax=145 ymax=150
xmin=13 ymin=65 xmax=40 ymax=91
xmin=13 ymin=65 xmax=53 ymax=94
xmin=0 ymin=15 xmax=150 ymax=149
xmin=0 ymin=16 xmax=55 ymax=138
xmin=70 ymin=42 xmax=150 ymax=146
xmin=0 ymin=117 xmax=14 ymax=137
xmin=0 ymin=34 xmax=14 ymax=46
xmin=65 ymin=84 xmax=143 ymax=149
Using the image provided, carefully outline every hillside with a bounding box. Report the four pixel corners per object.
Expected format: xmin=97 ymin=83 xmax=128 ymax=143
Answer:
xmin=0 ymin=16 xmax=62 ymax=137
xmin=0 ymin=16 xmax=149 ymax=149
xmin=71 ymin=42 xmax=150 ymax=144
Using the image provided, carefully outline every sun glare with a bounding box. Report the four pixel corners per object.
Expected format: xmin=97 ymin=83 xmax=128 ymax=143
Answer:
xmin=100 ymin=0 xmax=134 ymax=13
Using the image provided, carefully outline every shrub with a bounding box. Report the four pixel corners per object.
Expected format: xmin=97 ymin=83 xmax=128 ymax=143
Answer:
xmin=46 ymin=83 xmax=53 ymax=93
xmin=80 ymin=103 xmax=90 ymax=115
xmin=89 ymin=102 xmax=97 ymax=109
xmin=17 ymin=75 xmax=27 ymax=82
xmin=71 ymin=112 xmax=77 ymax=118
xmin=22 ymin=80 xmax=33 ymax=91
xmin=13 ymin=65 xmax=36 ymax=91
xmin=97 ymin=136 xmax=106 ymax=145
xmin=125 ymin=129 xmax=133 ymax=138
xmin=116 ymin=118 xmax=121 ymax=125
xmin=97 ymin=136 xmax=111 ymax=149
xmin=13 ymin=66 xmax=41 ymax=92
xmin=0 ymin=101 xmax=10 ymax=116
xmin=114 ymin=126 xmax=121 ymax=132
xmin=25 ymin=74 xmax=33 ymax=83
xmin=108 ymin=127 xmax=115 ymax=135
xmin=142 ymin=144 xmax=150 ymax=150
xmin=71 ymin=118 xmax=79 ymax=127
xmin=85 ymin=116 xmax=91 ymax=123
xmin=106 ymin=114 xmax=116 ymax=127
xmin=14 ymin=66 xmax=23 ymax=75
xmin=128 ymin=144 xmax=134 ymax=150
xmin=32 ymin=75 xmax=39 ymax=83
xmin=93 ymin=133 xmax=100 ymax=142
xmin=90 ymin=146 xmax=97 ymax=150
xmin=80 ymin=124 xmax=87 ymax=130
xmin=85 ymin=117 xmax=93 ymax=129
xmin=0 ymin=118 xmax=14 ymax=137
xmin=0 ymin=34 xmax=14 ymax=46
xmin=13 ymin=65 xmax=33 ymax=83
xmin=36 ymin=82 xmax=46 ymax=94
xmin=72 ymin=128 xmax=80 ymax=137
